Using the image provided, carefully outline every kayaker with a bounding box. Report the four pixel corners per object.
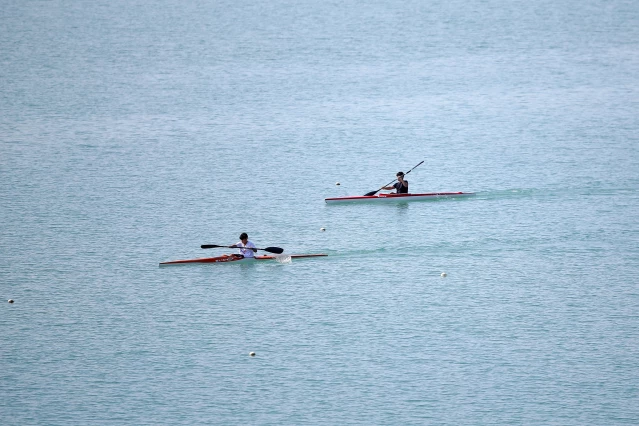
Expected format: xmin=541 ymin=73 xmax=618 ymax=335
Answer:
xmin=382 ymin=172 xmax=409 ymax=194
xmin=231 ymin=233 xmax=257 ymax=258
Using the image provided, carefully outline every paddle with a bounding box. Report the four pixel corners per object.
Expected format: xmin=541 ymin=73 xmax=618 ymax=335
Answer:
xmin=200 ymin=244 xmax=284 ymax=254
xmin=363 ymin=160 xmax=424 ymax=196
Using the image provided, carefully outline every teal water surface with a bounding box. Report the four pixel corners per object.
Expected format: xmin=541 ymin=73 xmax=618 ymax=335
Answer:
xmin=2 ymin=0 xmax=638 ymax=424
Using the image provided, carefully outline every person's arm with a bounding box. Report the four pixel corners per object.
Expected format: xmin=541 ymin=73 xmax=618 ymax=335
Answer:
xmin=231 ymin=242 xmax=255 ymax=251
xmin=383 ymin=182 xmax=401 ymax=191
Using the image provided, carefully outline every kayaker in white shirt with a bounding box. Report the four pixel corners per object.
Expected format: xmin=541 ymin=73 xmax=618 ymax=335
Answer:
xmin=231 ymin=233 xmax=257 ymax=258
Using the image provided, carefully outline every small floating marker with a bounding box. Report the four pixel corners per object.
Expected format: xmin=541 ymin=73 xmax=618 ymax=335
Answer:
xmin=8 ymin=299 xmax=14 ymax=303
xmin=441 ymin=272 xmax=447 ymax=278
xmin=335 ymin=182 xmax=340 ymax=185
xmin=320 ymin=227 xmax=326 ymax=231
xmin=249 ymin=352 xmax=256 ymax=357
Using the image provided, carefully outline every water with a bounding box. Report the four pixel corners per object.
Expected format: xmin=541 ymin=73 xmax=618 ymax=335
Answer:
xmin=2 ymin=0 xmax=638 ymax=424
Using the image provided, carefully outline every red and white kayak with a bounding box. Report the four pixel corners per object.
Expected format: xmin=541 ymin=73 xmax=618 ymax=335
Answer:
xmin=325 ymin=192 xmax=475 ymax=204
xmin=160 ymin=253 xmax=327 ymax=266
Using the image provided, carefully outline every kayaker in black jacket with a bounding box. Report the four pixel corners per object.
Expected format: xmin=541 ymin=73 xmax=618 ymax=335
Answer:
xmin=382 ymin=172 xmax=408 ymax=193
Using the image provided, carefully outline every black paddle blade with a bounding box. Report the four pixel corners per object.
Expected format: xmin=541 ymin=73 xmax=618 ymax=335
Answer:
xmin=363 ymin=190 xmax=378 ymax=196
xmin=263 ymin=246 xmax=284 ymax=254
xmin=201 ymin=244 xmax=224 ymax=249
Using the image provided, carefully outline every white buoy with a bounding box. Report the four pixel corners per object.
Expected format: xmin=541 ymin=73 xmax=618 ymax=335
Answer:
xmin=8 ymin=299 xmax=14 ymax=303
xmin=335 ymin=182 xmax=340 ymax=186
xmin=441 ymin=272 xmax=447 ymax=277
xmin=320 ymin=227 xmax=326 ymax=231
xmin=249 ymin=352 xmax=256 ymax=357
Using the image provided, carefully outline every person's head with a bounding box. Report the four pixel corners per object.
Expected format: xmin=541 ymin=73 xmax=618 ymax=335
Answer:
xmin=239 ymin=233 xmax=248 ymax=242
xmin=396 ymin=172 xmax=405 ymax=179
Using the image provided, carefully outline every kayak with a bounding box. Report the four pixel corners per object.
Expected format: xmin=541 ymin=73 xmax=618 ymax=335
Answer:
xmin=325 ymin=192 xmax=475 ymax=204
xmin=160 ymin=253 xmax=327 ymax=266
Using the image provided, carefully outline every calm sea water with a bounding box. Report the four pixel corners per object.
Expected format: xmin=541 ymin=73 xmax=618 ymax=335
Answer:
xmin=2 ymin=0 xmax=638 ymax=424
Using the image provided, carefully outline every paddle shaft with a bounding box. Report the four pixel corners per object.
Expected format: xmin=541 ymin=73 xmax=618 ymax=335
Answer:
xmin=364 ymin=160 xmax=424 ymax=196
xmin=200 ymin=244 xmax=284 ymax=254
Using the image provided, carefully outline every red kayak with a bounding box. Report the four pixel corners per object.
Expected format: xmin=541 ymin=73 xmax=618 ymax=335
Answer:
xmin=325 ymin=192 xmax=475 ymax=204
xmin=160 ymin=253 xmax=327 ymax=266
